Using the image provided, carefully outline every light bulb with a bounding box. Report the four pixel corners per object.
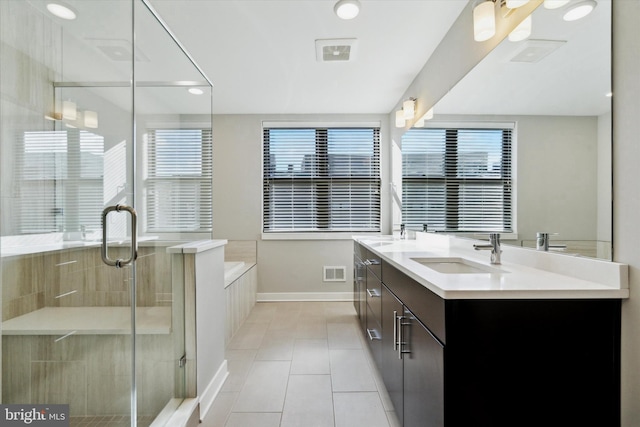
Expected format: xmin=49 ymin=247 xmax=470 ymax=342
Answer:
xmin=395 ymin=110 xmax=405 ymax=128
xmin=506 ymin=0 xmax=529 ymax=8
xmin=473 ymin=1 xmax=496 ymax=42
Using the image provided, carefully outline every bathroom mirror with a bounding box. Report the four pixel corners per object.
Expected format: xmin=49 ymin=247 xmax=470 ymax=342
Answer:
xmin=401 ymin=1 xmax=611 ymax=260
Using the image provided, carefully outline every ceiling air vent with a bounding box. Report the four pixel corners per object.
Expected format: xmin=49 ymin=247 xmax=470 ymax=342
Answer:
xmin=509 ymin=39 xmax=566 ymax=63
xmin=316 ymin=38 xmax=358 ymax=62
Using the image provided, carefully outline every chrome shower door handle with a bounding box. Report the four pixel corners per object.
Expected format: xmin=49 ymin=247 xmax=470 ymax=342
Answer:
xmin=101 ymin=204 xmax=138 ymax=268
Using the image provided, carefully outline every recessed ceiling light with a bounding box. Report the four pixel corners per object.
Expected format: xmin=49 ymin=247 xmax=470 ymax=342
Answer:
xmin=563 ymin=0 xmax=597 ymax=21
xmin=334 ymin=0 xmax=360 ymax=20
xmin=188 ymin=88 xmax=204 ymax=95
xmin=46 ymin=2 xmax=77 ymax=20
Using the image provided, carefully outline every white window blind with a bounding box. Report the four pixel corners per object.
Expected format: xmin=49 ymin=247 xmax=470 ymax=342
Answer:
xmin=402 ymin=127 xmax=513 ymax=232
xmin=146 ymin=128 xmax=212 ymax=233
xmin=263 ymin=127 xmax=381 ymax=232
xmin=17 ymin=130 xmax=104 ymax=234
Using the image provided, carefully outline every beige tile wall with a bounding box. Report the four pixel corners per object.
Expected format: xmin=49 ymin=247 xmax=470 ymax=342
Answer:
xmin=2 ymin=245 xmax=174 ymax=321
xmin=2 ymin=333 xmax=175 ymax=418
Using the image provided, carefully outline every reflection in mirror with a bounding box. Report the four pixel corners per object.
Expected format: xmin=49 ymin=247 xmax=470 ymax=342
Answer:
xmin=400 ymin=0 xmax=611 ymax=260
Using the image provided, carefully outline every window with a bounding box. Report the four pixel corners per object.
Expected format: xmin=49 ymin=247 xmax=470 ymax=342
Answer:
xmin=402 ymin=126 xmax=513 ymax=233
xmin=17 ymin=130 xmax=104 ymax=234
xmin=146 ymin=128 xmax=212 ymax=233
xmin=263 ymin=126 xmax=381 ymax=233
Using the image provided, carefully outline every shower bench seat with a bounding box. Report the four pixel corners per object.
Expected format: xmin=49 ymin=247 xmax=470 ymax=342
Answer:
xmin=1 ymin=306 xmax=171 ymax=335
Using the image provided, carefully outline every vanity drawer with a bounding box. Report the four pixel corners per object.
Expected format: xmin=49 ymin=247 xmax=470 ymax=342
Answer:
xmin=366 ymin=268 xmax=382 ymax=322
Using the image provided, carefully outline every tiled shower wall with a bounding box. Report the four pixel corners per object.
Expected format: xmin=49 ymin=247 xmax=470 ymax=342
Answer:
xmin=2 ymin=245 xmax=173 ymax=322
xmin=2 ymin=244 xmax=177 ymax=418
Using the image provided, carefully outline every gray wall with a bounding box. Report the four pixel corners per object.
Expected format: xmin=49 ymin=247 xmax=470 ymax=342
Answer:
xmin=211 ymin=114 xmax=390 ymax=298
xmin=613 ymin=1 xmax=640 ymax=426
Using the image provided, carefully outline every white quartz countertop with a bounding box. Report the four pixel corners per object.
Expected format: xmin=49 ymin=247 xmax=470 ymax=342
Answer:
xmin=1 ymin=306 xmax=171 ymax=335
xmin=355 ymin=234 xmax=629 ymax=300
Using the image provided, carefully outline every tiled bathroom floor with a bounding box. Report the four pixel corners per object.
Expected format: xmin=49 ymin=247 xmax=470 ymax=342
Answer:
xmin=200 ymin=301 xmax=400 ymax=427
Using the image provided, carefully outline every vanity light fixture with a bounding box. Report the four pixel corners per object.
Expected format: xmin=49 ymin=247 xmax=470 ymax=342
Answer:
xmin=562 ymin=0 xmax=597 ymax=21
xmin=414 ymin=108 xmax=434 ymax=127
xmin=395 ymin=110 xmax=405 ymax=128
xmin=62 ymin=100 xmax=77 ymax=121
xmin=46 ymin=2 xmax=77 ymax=20
xmin=473 ymin=0 xmax=496 ymax=42
xmin=188 ymin=88 xmax=204 ymax=95
xmin=84 ymin=110 xmax=98 ymax=128
xmin=403 ymin=99 xmax=416 ymax=120
xmin=505 ymin=0 xmax=529 ymax=8
xmin=334 ymin=0 xmax=360 ymax=20
xmin=543 ymin=0 xmax=570 ymax=9
xmin=508 ymin=14 xmax=532 ymax=41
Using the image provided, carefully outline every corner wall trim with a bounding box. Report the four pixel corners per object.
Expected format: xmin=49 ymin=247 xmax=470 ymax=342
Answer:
xmin=257 ymin=292 xmax=354 ymax=302
xmin=199 ymin=360 xmax=229 ymax=421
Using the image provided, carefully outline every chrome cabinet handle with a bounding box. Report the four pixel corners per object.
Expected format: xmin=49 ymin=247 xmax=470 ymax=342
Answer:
xmin=397 ymin=314 xmax=404 ymax=359
xmin=367 ymin=328 xmax=381 ymax=341
xmin=101 ymin=204 xmax=138 ymax=268
xmin=393 ymin=310 xmax=398 ymax=351
xmin=366 ymin=288 xmax=380 ymax=298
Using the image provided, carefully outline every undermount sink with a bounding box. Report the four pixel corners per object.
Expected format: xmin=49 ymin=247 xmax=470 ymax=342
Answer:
xmin=411 ymin=257 xmax=506 ymax=274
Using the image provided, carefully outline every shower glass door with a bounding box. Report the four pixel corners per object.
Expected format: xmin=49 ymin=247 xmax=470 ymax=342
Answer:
xmin=1 ymin=1 xmax=213 ymax=426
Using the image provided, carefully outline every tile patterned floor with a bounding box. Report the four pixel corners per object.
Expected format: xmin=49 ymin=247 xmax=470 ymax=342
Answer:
xmin=200 ymin=301 xmax=400 ymax=427
xmin=69 ymin=415 xmax=155 ymax=427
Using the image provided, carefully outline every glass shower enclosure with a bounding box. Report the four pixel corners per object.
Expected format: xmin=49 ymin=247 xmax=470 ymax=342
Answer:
xmin=0 ymin=1 xmax=213 ymax=425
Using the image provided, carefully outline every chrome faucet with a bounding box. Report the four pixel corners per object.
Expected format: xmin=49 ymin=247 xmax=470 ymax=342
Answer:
xmin=536 ymin=232 xmax=567 ymax=251
xmin=473 ymin=233 xmax=502 ymax=264
xmin=400 ymin=223 xmax=406 ymax=239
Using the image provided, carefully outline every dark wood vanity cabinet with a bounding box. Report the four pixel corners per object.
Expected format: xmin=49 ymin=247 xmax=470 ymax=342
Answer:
xmin=354 ymin=243 xmax=383 ymax=366
xmin=354 ymin=243 xmax=622 ymax=427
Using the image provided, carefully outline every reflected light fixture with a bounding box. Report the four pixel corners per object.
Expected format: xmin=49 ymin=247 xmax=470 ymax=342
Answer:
xmin=414 ymin=108 xmax=434 ymax=128
xmin=84 ymin=110 xmax=98 ymax=128
xmin=473 ymin=0 xmax=496 ymax=42
xmin=505 ymin=0 xmax=529 ymax=8
xmin=402 ymin=99 xmax=416 ymax=120
xmin=334 ymin=0 xmax=360 ymax=20
xmin=62 ymin=100 xmax=77 ymax=120
xmin=508 ymin=15 xmax=532 ymax=42
xmin=395 ymin=110 xmax=405 ymax=128
xmin=188 ymin=88 xmax=204 ymax=95
xmin=563 ymin=0 xmax=597 ymax=21
xmin=543 ymin=0 xmax=570 ymax=9
xmin=46 ymin=2 xmax=77 ymax=20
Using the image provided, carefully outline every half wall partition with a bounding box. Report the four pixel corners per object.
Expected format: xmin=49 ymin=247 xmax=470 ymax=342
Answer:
xmin=0 ymin=1 xmax=213 ymax=426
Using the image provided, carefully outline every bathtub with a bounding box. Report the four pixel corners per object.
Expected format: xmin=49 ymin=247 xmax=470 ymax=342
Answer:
xmin=224 ymin=261 xmax=246 ymax=286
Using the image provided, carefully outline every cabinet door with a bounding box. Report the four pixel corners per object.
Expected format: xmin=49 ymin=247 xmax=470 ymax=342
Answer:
xmin=402 ymin=308 xmax=444 ymax=427
xmin=381 ymin=284 xmax=404 ymax=425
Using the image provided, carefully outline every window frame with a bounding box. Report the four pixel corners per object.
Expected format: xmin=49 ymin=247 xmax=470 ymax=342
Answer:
xmin=401 ymin=121 xmax=515 ymax=234
xmin=262 ymin=122 xmax=382 ymax=237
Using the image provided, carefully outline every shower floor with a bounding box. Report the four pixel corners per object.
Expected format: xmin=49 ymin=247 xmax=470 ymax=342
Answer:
xmin=69 ymin=415 xmax=155 ymax=427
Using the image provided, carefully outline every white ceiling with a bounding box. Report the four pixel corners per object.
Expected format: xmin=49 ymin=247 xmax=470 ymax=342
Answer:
xmin=146 ymin=0 xmax=468 ymax=115
xmin=28 ymin=0 xmax=610 ymax=117
xmin=435 ymin=0 xmax=611 ymax=116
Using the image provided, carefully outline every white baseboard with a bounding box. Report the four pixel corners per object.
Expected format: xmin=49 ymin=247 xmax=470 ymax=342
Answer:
xmin=150 ymin=398 xmax=198 ymax=427
xmin=257 ymin=292 xmax=353 ymax=302
xmin=199 ymin=360 xmax=229 ymax=421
